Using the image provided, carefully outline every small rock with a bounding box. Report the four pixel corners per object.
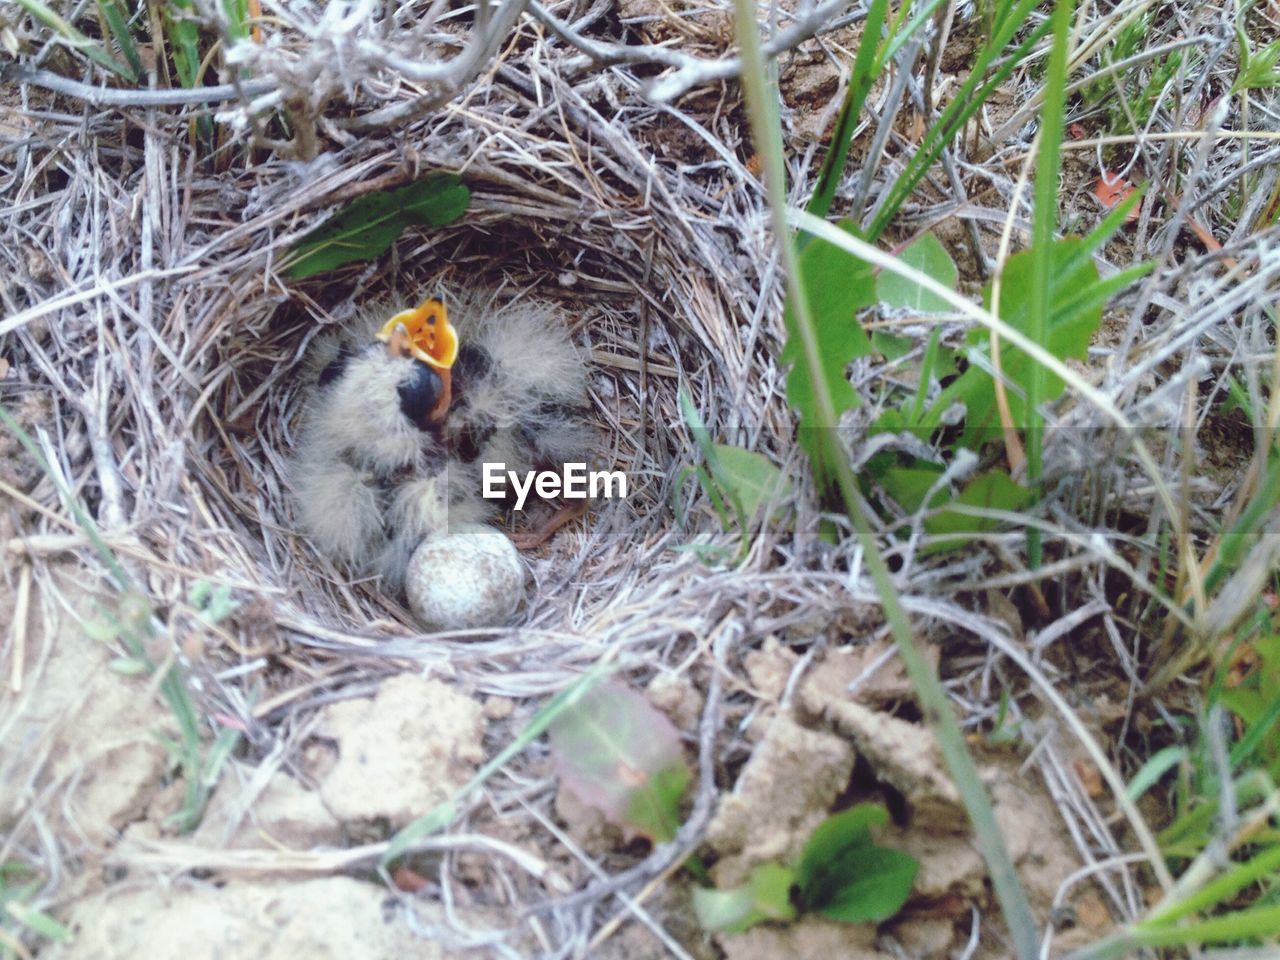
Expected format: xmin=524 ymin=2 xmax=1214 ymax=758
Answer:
xmin=315 ymin=675 xmax=485 ymax=827
xmin=743 ymin=637 xmax=798 ymax=701
xmin=646 ymin=672 xmax=702 ymax=729
xmin=405 ymin=524 xmax=525 ymax=630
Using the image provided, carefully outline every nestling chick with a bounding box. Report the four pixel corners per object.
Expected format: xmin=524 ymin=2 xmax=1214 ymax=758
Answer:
xmin=290 ymin=288 xmax=591 ymax=604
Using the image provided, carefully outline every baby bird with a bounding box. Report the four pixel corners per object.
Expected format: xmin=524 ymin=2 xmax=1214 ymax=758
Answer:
xmin=290 ymin=288 xmax=591 ymax=597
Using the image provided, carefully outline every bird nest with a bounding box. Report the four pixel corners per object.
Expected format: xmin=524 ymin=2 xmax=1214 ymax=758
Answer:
xmin=3 ymin=0 xmax=876 ymax=747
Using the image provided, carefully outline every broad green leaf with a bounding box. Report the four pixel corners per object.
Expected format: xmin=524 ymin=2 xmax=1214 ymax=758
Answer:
xmin=877 ymin=233 xmax=958 ymax=314
xmin=548 ymin=680 xmax=689 ymax=842
xmin=948 ymin=239 xmax=1101 ymax=445
xmin=795 ymin=804 xmax=886 ymax=897
xmin=795 ymin=805 xmax=917 ymax=924
xmin=923 ymin=470 xmax=1032 ymax=553
xmin=782 ymin=219 xmax=875 ymax=493
xmin=285 ymin=174 xmax=470 ymax=279
xmin=872 ymin=330 xmax=914 ymax=360
xmin=809 ymin=846 xmax=919 ymax=924
xmin=709 ymin=444 xmax=792 ymax=524
xmin=693 ymin=863 xmax=798 ymax=933
xmin=879 ymin=465 xmax=947 ymax=514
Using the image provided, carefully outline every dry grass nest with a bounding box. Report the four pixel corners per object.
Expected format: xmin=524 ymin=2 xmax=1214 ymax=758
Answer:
xmin=1 ymin=7 xmax=884 ymax=742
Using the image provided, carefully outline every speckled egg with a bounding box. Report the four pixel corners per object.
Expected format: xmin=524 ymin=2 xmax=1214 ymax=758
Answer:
xmin=404 ymin=524 xmax=526 ymax=630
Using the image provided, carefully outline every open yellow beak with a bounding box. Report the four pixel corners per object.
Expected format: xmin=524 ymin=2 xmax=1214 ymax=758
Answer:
xmin=376 ymin=297 xmax=458 ymax=371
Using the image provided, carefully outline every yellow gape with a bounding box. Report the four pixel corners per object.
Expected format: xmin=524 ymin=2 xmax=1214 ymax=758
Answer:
xmin=376 ymin=297 xmax=459 ymax=371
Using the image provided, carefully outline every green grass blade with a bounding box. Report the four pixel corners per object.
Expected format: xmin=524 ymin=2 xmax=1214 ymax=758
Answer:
xmin=1 ymin=404 xmax=219 ymax=834
xmin=867 ymin=0 xmax=1049 ymax=239
xmin=1025 ymin=0 xmax=1076 ymax=569
xmin=96 ymin=0 xmax=143 ymax=81
xmin=1144 ymin=844 xmax=1280 ymax=928
xmin=804 ymin=0 xmax=889 ymax=220
xmin=15 ymin=0 xmax=134 ymax=78
xmin=1125 ymin=744 xmax=1187 ymax=802
xmin=162 ymin=0 xmax=202 ymax=89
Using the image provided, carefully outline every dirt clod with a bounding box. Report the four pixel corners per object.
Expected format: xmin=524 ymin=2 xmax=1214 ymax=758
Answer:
xmin=706 ymin=711 xmax=855 ymax=887
xmin=314 ymin=674 xmax=485 ymax=828
xmin=48 ymin=878 xmax=476 ymax=960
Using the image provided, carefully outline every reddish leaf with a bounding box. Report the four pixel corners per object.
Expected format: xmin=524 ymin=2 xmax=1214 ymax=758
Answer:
xmin=392 ymin=866 xmax=430 ymax=893
xmin=1093 ymin=172 xmax=1138 ymax=221
xmin=1068 ymin=122 xmax=1087 ymax=140
xmin=548 ymin=681 xmax=689 ymax=842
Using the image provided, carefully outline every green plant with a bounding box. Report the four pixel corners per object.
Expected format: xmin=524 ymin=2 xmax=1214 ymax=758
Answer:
xmin=14 ymin=0 xmax=134 ymax=78
xmin=694 ymin=804 xmax=918 ymax=933
xmin=1079 ymin=15 xmax=1194 ymax=134
xmin=675 ymin=387 xmax=792 ymax=563
xmin=1067 ymin=696 xmax=1280 ymax=960
xmin=730 ymin=0 xmax=1042 ymax=953
xmin=382 ymin=664 xmax=616 ymax=864
xmin=1232 ymin=1 xmax=1280 ymax=94
xmin=282 ymin=175 xmax=471 ymax=279
xmin=0 ymin=862 xmax=71 ymax=958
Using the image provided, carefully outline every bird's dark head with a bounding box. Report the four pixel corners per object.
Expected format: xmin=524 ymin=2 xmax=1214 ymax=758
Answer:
xmin=396 ymin=360 xmax=448 ymax=432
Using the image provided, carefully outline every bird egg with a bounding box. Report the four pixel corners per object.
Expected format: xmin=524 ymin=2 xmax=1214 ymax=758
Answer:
xmin=405 ymin=524 xmax=526 ymax=631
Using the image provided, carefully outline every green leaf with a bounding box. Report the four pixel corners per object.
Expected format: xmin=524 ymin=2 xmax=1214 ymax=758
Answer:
xmin=795 ymin=804 xmax=886 ymax=896
xmin=877 ymin=233 xmax=958 ymax=314
xmin=693 ymin=863 xmax=798 ymax=933
xmin=548 ymin=680 xmax=690 ymax=842
xmin=951 ymin=239 xmax=1102 ymax=445
xmin=795 ymin=806 xmax=917 ymax=924
xmin=708 ymin=444 xmax=792 ymax=524
xmin=810 ymin=847 xmax=919 ymax=924
xmin=5 ymin=901 xmax=73 ymax=943
xmin=782 ymin=220 xmax=875 ymax=493
xmin=872 ymin=330 xmax=914 ymax=360
xmin=923 ymin=470 xmax=1032 ymax=553
xmin=879 ymin=465 xmax=947 ymax=514
xmin=284 ymin=174 xmax=470 ymax=279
